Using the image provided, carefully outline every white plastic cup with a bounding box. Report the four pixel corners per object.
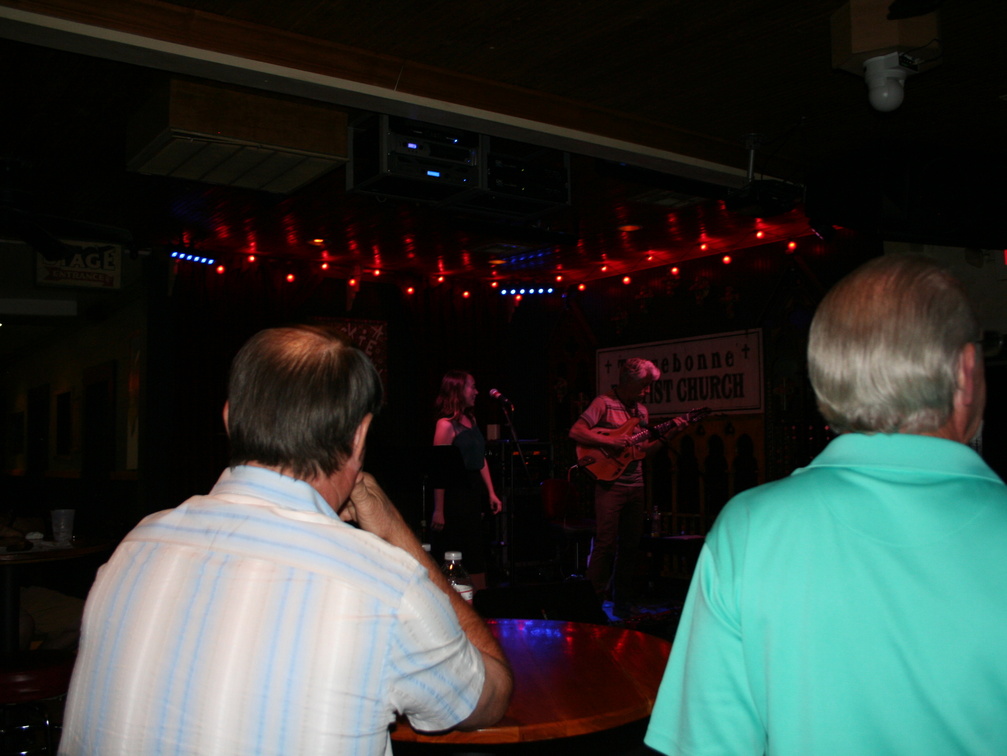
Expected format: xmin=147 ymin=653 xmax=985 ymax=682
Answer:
xmin=51 ymin=509 xmax=75 ymax=544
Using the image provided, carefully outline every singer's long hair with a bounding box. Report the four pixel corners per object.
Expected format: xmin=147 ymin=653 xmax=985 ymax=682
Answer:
xmin=436 ymin=370 xmax=475 ymax=420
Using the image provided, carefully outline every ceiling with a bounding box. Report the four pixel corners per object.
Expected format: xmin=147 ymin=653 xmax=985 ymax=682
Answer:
xmin=1 ymin=0 xmax=1006 ymax=353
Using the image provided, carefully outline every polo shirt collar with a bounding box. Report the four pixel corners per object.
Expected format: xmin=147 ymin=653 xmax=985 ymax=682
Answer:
xmin=810 ymin=432 xmax=998 ymax=481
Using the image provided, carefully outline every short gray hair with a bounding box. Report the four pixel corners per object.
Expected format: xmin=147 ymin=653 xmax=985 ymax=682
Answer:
xmin=620 ymin=357 xmax=660 ymax=384
xmin=808 ymin=254 xmax=980 ymax=434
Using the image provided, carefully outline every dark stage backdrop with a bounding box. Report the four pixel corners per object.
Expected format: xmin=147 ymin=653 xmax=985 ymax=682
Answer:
xmin=137 ymin=230 xmax=890 ymax=530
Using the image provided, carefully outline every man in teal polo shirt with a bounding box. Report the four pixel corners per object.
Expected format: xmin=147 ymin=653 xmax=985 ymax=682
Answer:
xmin=645 ymin=254 xmax=1007 ymax=755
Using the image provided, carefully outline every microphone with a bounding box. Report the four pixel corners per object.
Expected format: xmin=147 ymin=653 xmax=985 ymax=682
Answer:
xmin=488 ymin=389 xmax=513 ymax=407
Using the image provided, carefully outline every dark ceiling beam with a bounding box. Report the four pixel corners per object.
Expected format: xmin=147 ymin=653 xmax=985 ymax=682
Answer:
xmin=0 ymin=0 xmax=752 ymax=188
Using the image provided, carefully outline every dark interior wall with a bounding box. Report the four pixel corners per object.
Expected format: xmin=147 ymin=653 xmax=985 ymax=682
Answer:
xmin=571 ymin=232 xmax=875 ymax=352
xmin=982 ymin=362 xmax=1007 ymax=482
xmin=11 ymin=228 xmax=1006 ymax=545
xmin=552 ymin=232 xmax=880 ymax=478
xmin=142 ymin=231 xmax=879 ymax=524
xmin=1 ymin=226 xmax=889 ymax=542
xmin=142 ymin=257 xmax=554 ymax=522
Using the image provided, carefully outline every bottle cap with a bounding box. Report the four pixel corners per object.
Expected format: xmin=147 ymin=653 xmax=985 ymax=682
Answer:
xmin=445 ymin=551 xmax=463 ymax=561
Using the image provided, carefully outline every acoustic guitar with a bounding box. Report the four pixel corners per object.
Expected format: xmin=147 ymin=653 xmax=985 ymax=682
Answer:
xmin=575 ymin=407 xmax=711 ymax=482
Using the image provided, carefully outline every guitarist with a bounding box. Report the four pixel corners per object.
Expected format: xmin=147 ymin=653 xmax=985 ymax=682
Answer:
xmin=570 ymin=357 xmax=669 ymax=618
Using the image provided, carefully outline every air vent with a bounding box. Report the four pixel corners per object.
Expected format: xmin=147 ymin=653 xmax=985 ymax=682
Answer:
xmin=127 ymin=80 xmax=347 ymax=194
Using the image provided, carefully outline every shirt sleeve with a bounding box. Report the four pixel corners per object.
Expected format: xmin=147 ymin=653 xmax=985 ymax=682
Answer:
xmin=388 ymin=571 xmax=485 ymax=732
xmin=578 ymin=395 xmax=609 ymax=429
xmin=645 ymin=505 xmax=764 ymax=755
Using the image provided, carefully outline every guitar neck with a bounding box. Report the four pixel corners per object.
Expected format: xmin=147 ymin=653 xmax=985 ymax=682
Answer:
xmin=627 ymin=410 xmax=707 ymax=446
xmin=627 ymin=417 xmax=678 ymax=447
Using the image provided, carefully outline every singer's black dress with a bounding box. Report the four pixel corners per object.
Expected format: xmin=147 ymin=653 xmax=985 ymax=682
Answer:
xmin=436 ymin=417 xmax=490 ymax=574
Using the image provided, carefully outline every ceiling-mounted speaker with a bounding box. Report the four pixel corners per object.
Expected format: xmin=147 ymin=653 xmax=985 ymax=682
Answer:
xmin=348 ymin=116 xmax=569 ymax=219
xmin=724 ymin=180 xmax=802 ymax=218
xmin=126 ymin=79 xmax=347 ymax=194
xmin=451 ymin=136 xmax=570 ymax=220
xmin=347 ymin=114 xmax=479 ymax=203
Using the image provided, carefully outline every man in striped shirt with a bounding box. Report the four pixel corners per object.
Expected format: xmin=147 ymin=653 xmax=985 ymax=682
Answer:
xmin=570 ymin=357 xmax=665 ymax=618
xmin=60 ymin=326 xmax=512 ymax=755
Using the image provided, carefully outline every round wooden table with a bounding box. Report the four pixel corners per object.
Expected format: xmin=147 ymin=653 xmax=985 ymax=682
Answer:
xmin=0 ymin=538 xmax=114 ymax=655
xmin=391 ymin=617 xmax=671 ymax=746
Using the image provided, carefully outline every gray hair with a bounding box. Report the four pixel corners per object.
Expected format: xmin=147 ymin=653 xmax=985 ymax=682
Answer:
xmin=808 ymin=254 xmax=980 ymax=434
xmin=620 ymin=357 xmax=660 ymax=384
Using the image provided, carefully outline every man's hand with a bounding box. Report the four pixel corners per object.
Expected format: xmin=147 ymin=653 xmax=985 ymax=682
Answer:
xmin=570 ymin=418 xmax=630 ymax=453
xmin=344 ymin=472 xmax=404 ymax=542
xmin=603 ymin=435 xmax=631 ymax=452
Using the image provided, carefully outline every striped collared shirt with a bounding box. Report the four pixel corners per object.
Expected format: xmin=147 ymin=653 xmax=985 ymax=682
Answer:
xmin=60 ymin=465 xmax=483 ymax=756
xmin=579 ymin=391 xmax=650 ymax=485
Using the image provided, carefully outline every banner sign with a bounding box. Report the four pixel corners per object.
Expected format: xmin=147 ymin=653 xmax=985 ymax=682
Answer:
xmin=596 ymin=329 xmax=763 ymax=414
xmin=36 ymin=242 xmax=122 ymax=289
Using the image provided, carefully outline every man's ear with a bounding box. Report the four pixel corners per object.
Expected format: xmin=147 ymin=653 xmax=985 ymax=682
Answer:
xmin=956 ymin=342 xmax=978 ymax=407
xmin=350 ymin=414 xmax=373 ymax=467
xmin=949 ymin=341 xmax=986 ymax=444
xmin=222 ymin=401 xmax=230 ymax=435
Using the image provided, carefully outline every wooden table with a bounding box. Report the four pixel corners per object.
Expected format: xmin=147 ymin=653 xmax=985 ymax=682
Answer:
xmin=0 ymin=538 xmax=114 ymax=655
xmin=391 ymin=618 xmax=671 ymax=746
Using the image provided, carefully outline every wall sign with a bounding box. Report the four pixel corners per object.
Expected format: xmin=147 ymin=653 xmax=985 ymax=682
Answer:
xmin=36 ymin=242 xmax=122 ymax=289
xmin=596 ymin=329 xmax=763 ymax=414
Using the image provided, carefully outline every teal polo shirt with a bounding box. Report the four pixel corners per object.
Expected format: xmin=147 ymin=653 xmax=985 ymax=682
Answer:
xmin=646 ymin=432 xmax=1007 ymax=756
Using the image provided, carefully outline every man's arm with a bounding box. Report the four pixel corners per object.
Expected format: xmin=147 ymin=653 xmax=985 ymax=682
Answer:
xmin=569 ymin=417 xmax=628 ymax=452
xmin=645 ymin=510 xmax=763 ymax=754
xmin=345 ymin=473 xmax=513 ymax=729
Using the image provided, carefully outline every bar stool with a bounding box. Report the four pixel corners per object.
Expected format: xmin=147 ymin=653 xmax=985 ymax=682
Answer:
xmin=0 ymin=651 xmax=75 ymax=755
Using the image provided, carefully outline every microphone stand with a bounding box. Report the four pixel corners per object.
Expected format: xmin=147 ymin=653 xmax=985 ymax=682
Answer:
xmin=497 ymin=400 xmax=534 ymax=582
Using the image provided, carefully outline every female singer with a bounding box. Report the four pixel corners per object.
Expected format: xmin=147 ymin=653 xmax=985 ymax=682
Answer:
xmin=432 ymin=370 xmax=503 ymax=591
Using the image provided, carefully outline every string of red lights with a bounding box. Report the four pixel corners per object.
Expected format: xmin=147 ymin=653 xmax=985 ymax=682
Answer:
xmin=170 ymin=229 xmax=819 ymax=307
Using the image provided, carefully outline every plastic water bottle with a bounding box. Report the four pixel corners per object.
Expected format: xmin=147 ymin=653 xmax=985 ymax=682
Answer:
xmin=442 ymin=551 xmax=474 ymax=604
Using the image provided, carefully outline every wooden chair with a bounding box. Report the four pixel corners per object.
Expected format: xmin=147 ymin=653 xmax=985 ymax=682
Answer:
xmin=540 ymin=478 xmax=596 ymax=578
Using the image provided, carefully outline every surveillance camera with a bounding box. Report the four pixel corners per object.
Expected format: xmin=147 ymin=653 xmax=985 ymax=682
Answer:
xmin=863 ymin=52 xmax=911 ymax=113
